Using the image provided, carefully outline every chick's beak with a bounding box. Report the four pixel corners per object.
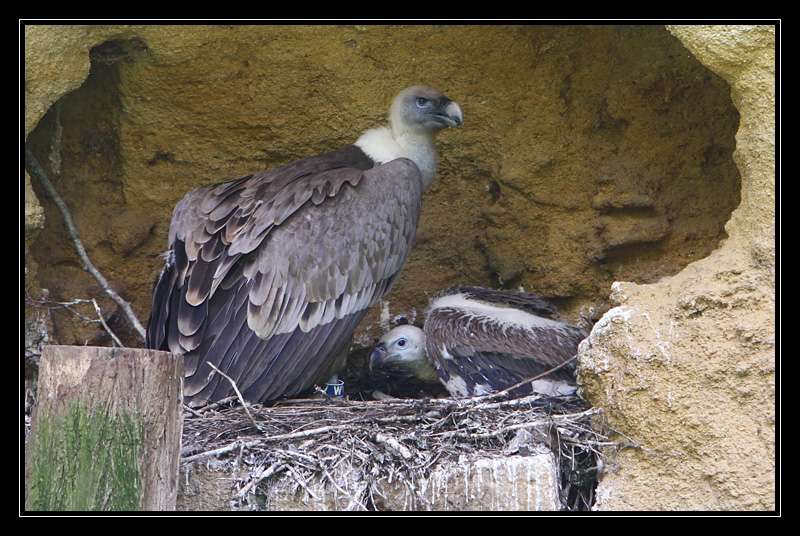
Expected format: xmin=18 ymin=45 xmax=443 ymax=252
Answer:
xmin=369 ymin=342 xmax=388 ymax=372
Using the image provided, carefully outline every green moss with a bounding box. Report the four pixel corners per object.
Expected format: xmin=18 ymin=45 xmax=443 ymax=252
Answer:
xmin=27 ymin=403 xmax=144 ymax=511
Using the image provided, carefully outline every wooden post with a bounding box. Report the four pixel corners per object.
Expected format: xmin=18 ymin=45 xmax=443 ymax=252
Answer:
xmin=26 ymin=346 xmax=183 ymax=511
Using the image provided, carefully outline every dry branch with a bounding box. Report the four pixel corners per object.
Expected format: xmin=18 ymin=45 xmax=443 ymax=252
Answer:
xmin=237 ymin=463 xmax=286 ymax=498
xmin=25 ymin=147 xmax=146 ymax=341
xmin=374 ymin=433 xmax=413 ymax=460
xmin=207 ymin=362 xmax=263 ymax=432
xmin=89 ymin=298 xmax=124 ymax=347
xmin=192 ymin=396 xmax=238 ymax=415
xmin=181 ymin=439 xmax=263 ymax=464
xmin=25 ymin=295 xmax=125 ymax=347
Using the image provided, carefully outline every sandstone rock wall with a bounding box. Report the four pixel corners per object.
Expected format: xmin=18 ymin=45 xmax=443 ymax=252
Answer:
xmin=577 ymin=25 xmax=775 ymax=511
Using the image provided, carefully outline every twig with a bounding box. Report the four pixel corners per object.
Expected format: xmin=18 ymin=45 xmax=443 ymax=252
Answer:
xmin=321 ymin=467 xmax=366 ymax=511
xmin=207 ymin=362 xmax=263 ymax=432
xmin=180 ymin=444 xmax=202 ymax=457
xmin=181 ymin=439 xmax=262 ymax=464
xmin=260 ymin=424 xmax=343 ymax=443
xmin=478 ymin=395 xmax=546 ymax=411
xmin=440 ymin=419 xmax=550 ymax=441
xmin=432 ymin=408 xmax=600 ymax=441
xmin=184 ymin=404 xmax=204 ymax=418
xmin=27 ymin=294 xmax=125 ymax=347
xmin=237 ymin=462 xmax=286 ymax=498
xmin=374 ymin=433 xmax=414 ymax=460
xmin=273 ymin=449 xmax=320 ymax=468
xmin=285 ymin=464 xmax=321 ymax=501
xmin=255 ymin=412 xmax=428 ymax=445
xmin=89 ymin=298 xmax=123 ymax=347
xmin=25 ymin=146 xmax=147 ymax=341
xmin=193 ymin=396 xmax=238 ymax=414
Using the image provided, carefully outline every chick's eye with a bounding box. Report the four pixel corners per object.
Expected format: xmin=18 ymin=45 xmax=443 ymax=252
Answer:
xmin=397 ymin=338 xmax=407 ymax=348
xmin=415 ymin=97 xmax=429 ymax=108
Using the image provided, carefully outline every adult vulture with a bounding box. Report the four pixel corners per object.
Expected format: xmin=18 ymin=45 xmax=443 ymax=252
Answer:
xmin=370 ymin=287 xmax=587 ymax=398
xmin=146 ymin=86 xmax=463 ymax=405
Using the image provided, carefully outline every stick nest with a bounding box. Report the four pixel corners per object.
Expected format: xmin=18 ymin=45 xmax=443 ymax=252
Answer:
xmin=181 ymin=392 xmax=617 ymax=511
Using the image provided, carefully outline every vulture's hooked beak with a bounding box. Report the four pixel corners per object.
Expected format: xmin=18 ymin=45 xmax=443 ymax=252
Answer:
xmin=369 ymin=342 xmax=388 ymax=372
xmin=437 ymin=101 xmax=463 ymax=128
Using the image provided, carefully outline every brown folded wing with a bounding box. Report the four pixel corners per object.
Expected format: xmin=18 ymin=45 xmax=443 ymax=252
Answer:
xmin=147 ymin=147 xmax=423 ymax=404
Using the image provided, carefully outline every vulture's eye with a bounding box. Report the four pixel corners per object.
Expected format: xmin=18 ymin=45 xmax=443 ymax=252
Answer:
xmin=415 ymin=97 xmax=429 ymax=108
xmin=397 ymin=338 xmax=408 ymax=348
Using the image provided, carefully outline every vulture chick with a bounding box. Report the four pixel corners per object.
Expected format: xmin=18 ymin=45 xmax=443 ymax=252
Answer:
xmin=146 ymin=86 xmax=463 ymax=406
xmin=367 ymin=324 xmax=445 ymax=398
xmin=370 ymin=287 xmax=587 ymax=398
